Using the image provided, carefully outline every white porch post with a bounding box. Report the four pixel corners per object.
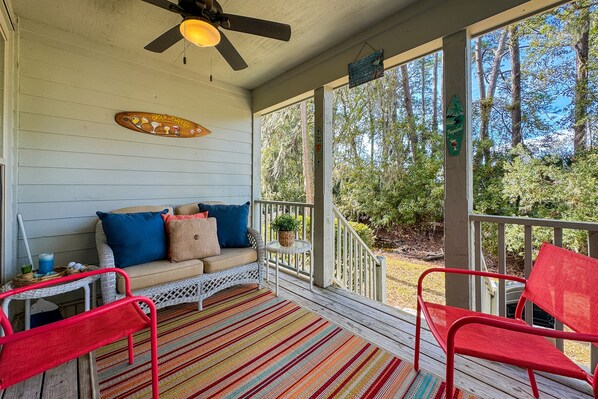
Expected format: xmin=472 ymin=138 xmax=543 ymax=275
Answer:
xmin=313 ymin=86 xmax=334 ymax=288
xmin=443 ymin=30 xmax=473 ymax=309
xmin=251 ymin=113 xmax=262 ymax=227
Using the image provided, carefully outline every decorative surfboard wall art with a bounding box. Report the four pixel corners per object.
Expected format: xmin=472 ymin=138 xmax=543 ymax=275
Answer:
xmin=115 ymin=112 xmax=211 ymax=138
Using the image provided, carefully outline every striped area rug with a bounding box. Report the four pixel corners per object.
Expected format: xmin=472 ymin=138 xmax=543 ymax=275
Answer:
xmin=97 ymin=285 xmax=476 ymax=399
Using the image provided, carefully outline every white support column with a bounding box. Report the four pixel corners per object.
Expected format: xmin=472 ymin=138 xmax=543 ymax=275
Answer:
xmin=313 ymin=86 xmax=334 ymax=288
xmin=251 ymin=114 xmax=262 ymax=228
xmin=443 ymin=30 xmax=473 ymax=309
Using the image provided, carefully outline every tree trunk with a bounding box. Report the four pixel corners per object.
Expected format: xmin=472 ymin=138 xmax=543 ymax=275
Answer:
xmin=478 ymin=30 xmax=508 ymax=163
xmin=400 ymin=64 xmax=418 ymax=161
xmin=421 ymin=58 xmax=426 ymax=129
xmin=300 ymin=101 xmax=314 ymax=203
xmin=432 ymin=52 xmax=439 ymax=133
xmin=509 ymin=26 xmax=522 ymax=147
xmin=574 ymin=2 xmax=590 ymax=154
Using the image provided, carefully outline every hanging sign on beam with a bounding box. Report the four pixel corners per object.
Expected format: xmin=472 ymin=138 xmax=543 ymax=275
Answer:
xmin=348 ymin=46 xmax=384 ymax=88
xmin=445 ymin=95 xmax=465 ymax=156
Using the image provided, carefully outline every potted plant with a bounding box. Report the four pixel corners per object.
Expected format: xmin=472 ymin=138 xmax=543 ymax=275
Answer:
xmin=272 ymin=214 xmax=299 ymax=247
xmin=21 ymin=264 xmax=33 ymax=280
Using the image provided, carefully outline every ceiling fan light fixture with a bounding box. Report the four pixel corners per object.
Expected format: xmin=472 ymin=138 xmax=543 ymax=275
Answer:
xmin=180 ymin=18 xmax=221 ymax=47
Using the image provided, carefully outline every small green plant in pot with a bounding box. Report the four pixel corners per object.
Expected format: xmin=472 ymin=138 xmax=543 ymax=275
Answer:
xmin=21 ymin=264 xmax=33 ymax=280
xmin=272 ymin=214 xmax=299 ymax=247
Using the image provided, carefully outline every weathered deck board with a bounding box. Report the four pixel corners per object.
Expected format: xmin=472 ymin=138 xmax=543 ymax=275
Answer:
xmin=0 ymin=355 xmax=94 ymax=399
xmin=270 ymin=269 xmax=594 ymax=399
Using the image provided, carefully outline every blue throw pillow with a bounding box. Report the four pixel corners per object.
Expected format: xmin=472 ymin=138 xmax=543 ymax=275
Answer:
xmin=96 ymin=210 xmax=168 ymax=268
xmin=198 ymin=202 xmax=250 ymax=248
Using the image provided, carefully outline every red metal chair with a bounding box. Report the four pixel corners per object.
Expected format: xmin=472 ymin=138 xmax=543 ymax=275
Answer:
xmin=414 ymin=243 xmax=598 ymax=398
xmin=0 ymin=268 xmax=159 ymax=398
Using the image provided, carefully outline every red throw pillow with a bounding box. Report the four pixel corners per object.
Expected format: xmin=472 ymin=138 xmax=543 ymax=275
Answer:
xmin=162 ymin=212 xmax=208 ymax=235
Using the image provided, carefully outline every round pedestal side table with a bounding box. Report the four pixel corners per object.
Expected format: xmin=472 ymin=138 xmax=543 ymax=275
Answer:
xmin=265 ymin=240 xmax=312 ymax=296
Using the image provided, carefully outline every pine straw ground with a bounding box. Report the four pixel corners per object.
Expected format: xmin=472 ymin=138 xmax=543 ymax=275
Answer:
xmin=377 ymin=247 xmax=591 ymax=370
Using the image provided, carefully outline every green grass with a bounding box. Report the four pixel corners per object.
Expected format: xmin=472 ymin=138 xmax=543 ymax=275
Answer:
xmin=381 ymin=249 xmax=445 ymax=311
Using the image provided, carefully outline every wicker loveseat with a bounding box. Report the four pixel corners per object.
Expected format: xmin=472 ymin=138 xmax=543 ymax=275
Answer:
xmin=95 ymin=202 xmax=264 ymax=311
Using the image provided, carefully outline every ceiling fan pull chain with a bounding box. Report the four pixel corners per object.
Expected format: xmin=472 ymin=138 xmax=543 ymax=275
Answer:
xmin=183 ymin=28 xmax=187 ymax=65
xmin=210 ymin=50 xmax=213 ymax=82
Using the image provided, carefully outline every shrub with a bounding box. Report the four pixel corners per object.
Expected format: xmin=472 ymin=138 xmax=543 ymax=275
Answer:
xmin=348 ymin=221 xmax=376 ymax=248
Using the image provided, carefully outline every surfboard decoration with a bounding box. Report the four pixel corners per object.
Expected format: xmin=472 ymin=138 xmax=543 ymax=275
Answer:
xmin=115 ymin=112 xmax=211 ymax=138
xmin=445 ymin=95 xmax=464 ymax=156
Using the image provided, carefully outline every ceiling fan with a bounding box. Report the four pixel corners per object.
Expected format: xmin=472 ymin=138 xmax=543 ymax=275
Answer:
xmin=142 ymin=0 xmax=292 ymax=71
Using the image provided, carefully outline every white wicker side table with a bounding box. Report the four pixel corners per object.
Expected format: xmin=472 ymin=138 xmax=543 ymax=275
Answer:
xmin=0 ymin=270 xmax=100 ymax=330
xmin=265 ymin=240 xmax=312 ymax=295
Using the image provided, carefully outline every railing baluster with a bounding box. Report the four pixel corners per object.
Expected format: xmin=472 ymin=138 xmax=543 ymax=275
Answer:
xmin=524 ymin=225 xmax=533 ymax=326
xmin=359 ymin=245 xmax=363 ymax=295
xmin=474 ymin=221 xmax=482 ymax=312
xmin=368 ymin=254 xmax=371 ymax=299
xmin=351 ymin=233 xmax=355 ymax=293
xmin=344 ymin=224 xmax=349 ymax=289
xmin=334 ymin=215 xmax=345 ymax=285
xmin=294 ymin=206 xmax=299 ymax=276
xmin=553 ymin=228 xmax=564 ymax=352
xmin=498 ymin=223 xmax=506 ymax=317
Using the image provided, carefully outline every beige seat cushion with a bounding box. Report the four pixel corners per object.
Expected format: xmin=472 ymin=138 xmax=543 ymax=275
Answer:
xmin=116 ymin=259 xmax=203 ymax=293
xmin=202 ymin=247 xmax=258 ymax=273
xmin=175 ymin=201 xmax=223 ymax=215
xmin=112 ymin=205 xmax=173 ymax=215
xmin=168 ymin=218 xmax=220 ymax=262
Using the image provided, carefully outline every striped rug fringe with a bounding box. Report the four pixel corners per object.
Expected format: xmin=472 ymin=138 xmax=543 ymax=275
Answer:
xmin=96 ymin=285 xmax=476 ymax=399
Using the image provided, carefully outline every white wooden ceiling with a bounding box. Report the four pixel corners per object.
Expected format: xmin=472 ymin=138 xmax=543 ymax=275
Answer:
xmin=14 ymin=0 xmax=418 ymax=89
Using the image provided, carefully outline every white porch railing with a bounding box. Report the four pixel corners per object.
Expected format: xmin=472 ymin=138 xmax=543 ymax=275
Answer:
xmin=253 ymin=200 xmax=314 ymax=279
xmin=333 ymin=206 xmax=386 ymax=302
xmin=253 ymin=200 xmax=386 ymax=302
xmin=470 ymin=214 xmax=598 ymax=371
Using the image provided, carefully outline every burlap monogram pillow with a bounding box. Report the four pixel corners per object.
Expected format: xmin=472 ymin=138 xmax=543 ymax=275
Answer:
xmin=168 ymin=218 xmax=221 ymax=262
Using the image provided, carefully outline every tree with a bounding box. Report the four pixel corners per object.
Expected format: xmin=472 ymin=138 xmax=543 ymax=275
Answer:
xmin=400 ymin=64 xmax=418 ymax=161
xmin=475 ymin=30 xmax=508 ymax=163
xmin=573 ymin=1 xmax=591 ymax=153
xmin=300 ymin=100 xmax=314 ymax=203
xmin=432 ymin=53 xmax=440 ymax=133
xmin=508 ymin=25 xmax=522 ymax=147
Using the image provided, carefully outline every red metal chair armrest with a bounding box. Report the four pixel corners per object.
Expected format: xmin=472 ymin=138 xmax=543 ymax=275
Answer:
xmin=417 ymin=267 xmax=527 ymax=298
xmin=447 ymin=315 xmax=598 ymax=345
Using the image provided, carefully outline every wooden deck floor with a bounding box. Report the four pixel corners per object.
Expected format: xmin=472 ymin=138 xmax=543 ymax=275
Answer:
xmin=0 ymin=353 xmax=98 ymax=399
xmin=3 ymin=272 xmax=593 ymax=399
xmin=270 ymin=270 xmax=594 ymax=399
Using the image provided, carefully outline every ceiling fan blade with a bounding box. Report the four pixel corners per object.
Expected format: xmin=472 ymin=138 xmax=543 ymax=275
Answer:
xmin=144 ymin=25 xmax=183 ymax=53
xmin=216 ymin=31 xmax=248 ymax=71
xmin=141 ymin=0 xmax=183 ymax=13
xmin=222 ymin=14 xmax=291 ymax=41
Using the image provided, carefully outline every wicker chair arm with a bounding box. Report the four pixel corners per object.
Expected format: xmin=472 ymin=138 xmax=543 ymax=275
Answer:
xmin=247 ymin=227 xmax=265 ymax=265
xmin=95 ymin=220 xmax=118 ymax=304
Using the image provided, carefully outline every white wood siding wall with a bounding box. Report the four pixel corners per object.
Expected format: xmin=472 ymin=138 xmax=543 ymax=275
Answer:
xmin=13 ymin=20 xmax=253 ymax=275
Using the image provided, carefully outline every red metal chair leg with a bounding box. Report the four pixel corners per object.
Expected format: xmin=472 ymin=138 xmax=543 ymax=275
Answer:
xmin=127 ymin=334 xmax=134 ymax=365
xmin=446 ymin=345 xmax=455 ymax=399
xmin=148 ymin=305 xmax=160 ymax=399
xmin=414 ymin=300 xmax=422 ymax=371
xmin=527 ymin=369 xmax=539 ymax=398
